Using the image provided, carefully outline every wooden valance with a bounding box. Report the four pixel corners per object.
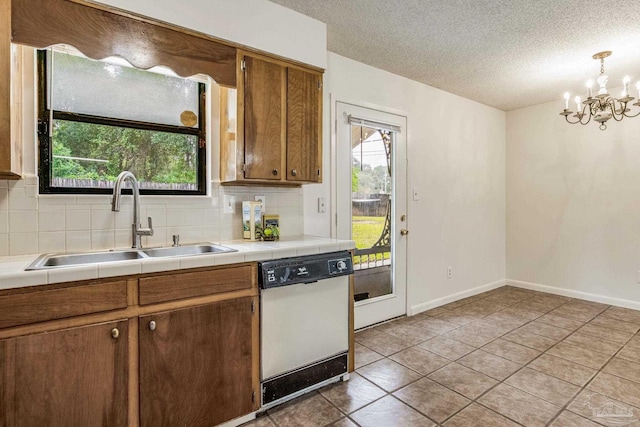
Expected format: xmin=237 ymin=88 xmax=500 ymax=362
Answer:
xmin=11 ymin=0 xmax=237 ymax=87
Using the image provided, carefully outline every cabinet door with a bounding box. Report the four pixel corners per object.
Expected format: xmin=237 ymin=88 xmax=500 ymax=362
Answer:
xmin=287 ymin=67 xmax=322 ymax=182
xmin=243 ymin=56 xmax=285 ymax=180
xmin=0 ymin=320 xmax=129 ymax=427
xmin=139 ymin=297 xmax=255 ymax=427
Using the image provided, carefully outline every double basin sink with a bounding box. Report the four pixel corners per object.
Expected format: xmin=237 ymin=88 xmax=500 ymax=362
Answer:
xmin=26 ymin=243 xmax=237 ymax=270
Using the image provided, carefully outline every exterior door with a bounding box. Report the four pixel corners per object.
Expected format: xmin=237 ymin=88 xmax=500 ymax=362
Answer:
xmin=335 ymin=102 xmax=408 ymax=329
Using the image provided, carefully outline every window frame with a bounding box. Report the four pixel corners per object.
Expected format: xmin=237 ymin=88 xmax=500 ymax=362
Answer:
xmin=36 ymin=49 xmax=208 ymax=196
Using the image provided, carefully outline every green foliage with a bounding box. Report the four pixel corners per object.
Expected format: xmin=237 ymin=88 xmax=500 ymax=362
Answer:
xmin=52 ymin=120 xmax=198 ymax=186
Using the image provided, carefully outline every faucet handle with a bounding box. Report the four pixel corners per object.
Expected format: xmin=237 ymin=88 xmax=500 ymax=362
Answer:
xmin=146 ymin=216 xmax=154 ymax=236
xmin=172 ymin=234 xmax=180 ymax=247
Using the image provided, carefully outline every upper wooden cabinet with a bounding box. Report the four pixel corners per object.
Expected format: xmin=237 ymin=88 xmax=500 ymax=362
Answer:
xmin=221 ymin=52 xmax=323 ymax=185
xmin=0 ymin=0 xmax=22 ymax=180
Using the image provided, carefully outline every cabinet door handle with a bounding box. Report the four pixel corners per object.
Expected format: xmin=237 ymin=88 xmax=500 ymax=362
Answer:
xmin=400 ymin=229 xmax=409 ymax=236
xmin=149 ymin=320 xmax=157 ymax=331
xmin=291 ymin=169 xmax=297 ymax=177
xmin=111 ymin=328 xmax=120 ymax=339
xmin=272 ymin=169 xmax=278 ymax=176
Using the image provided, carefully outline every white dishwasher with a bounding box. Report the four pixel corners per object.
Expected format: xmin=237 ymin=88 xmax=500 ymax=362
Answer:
xmin=259 ymin=251 xmax=353 ymax=409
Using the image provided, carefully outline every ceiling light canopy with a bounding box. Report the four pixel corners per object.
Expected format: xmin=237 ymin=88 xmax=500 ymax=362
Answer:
xmin=560 ymin=51 xmax=640 ymax=130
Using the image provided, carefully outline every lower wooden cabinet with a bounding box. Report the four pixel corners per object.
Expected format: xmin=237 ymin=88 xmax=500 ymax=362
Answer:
xmin=139 ymin=297 xmax=256 ymax=427
xmin=0 ymin=320 xmax=129 ymax=427
xmin=0 ymin=264 xmax=258 ymax=427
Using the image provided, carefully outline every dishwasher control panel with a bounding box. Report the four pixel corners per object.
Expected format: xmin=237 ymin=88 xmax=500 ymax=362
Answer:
xmin=259 ymin=251 xmax=353 ymax=289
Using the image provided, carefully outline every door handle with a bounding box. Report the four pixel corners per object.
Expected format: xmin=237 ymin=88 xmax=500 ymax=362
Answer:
xmin=400 ymin=229 xmax=409 ymax=236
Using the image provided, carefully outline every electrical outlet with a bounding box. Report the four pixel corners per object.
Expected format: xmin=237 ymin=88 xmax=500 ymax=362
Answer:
xmin=223 ymin=195 xmax=235 ymax=213
xmin=318 ymin=197 xmax=326 ymax=213
xmin=447 ymin=266 xmax=453 ymax=279
xmin=254 ymin=195 xmax=266 ymax=208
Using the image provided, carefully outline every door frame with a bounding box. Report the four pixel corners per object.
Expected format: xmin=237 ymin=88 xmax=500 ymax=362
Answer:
xmin=331 ymin=96 xmax=409 ymax=329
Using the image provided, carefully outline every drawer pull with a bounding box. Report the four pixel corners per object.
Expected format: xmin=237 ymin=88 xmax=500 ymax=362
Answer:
xmin=149 ymin=320 xmax=157 ymax=331
xmin=291 ymin=169 xmax=297 ymax=177
xmin=272 ymin=169 xmax=278 ymax=176
xmin=111 ymin=328 xmax=120 ymax=339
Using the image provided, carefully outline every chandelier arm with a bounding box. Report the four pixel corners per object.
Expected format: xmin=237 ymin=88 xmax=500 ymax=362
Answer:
xmin=610 ymin=102 xmax=626 ymax=122
xmin=564 ymin=115 xmax=582 ymax=125
xmin=622 ymin=109 xmax=640 ymax=118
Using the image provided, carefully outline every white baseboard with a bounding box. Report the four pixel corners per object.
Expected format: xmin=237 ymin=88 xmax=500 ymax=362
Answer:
xmin=409 ymin=279 xmax=507 ymax=316
xmin=507 ymin=279 xmax=640 ymax=311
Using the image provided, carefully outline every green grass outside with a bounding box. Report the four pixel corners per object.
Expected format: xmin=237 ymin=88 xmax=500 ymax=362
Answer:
xmin=352 ymin=216 xmax=385 ymax=248
xmin=352 ymin=216 xmax=390 ymax=263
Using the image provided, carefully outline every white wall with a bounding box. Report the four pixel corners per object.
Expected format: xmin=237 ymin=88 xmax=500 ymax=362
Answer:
xmin=304 ymin=53 xmax=506 ymax=313
xmin=506 ymin=97 xmax=640 ymax=304
xmin=92 ymin=0 xmax=327 ymax=69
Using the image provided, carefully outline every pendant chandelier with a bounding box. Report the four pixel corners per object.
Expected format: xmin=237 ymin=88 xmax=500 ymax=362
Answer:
xmin=560 ymin=51 xmax=640 ymax=130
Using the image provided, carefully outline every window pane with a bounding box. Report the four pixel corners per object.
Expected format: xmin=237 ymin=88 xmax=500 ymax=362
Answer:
xmin=51 ymin=120 xmax=198 ymax=191
xmin=51 ymin=51 xmax=199 ymax=127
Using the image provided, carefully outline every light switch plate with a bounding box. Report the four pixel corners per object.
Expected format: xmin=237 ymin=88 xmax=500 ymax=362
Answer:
xmin=318 ymin=197 xmax=326 ymax=213
xmin=254 ymin=195 xmax=266 ymax=207
xmin=223 ymin=195 xmax=235 ymax=213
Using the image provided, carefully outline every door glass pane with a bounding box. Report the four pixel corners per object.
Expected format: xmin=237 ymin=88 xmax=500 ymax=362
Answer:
xmin=351 ymin=125 xmax=393 ymax=301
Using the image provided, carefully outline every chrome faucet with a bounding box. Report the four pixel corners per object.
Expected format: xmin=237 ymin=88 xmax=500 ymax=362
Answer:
xmin=111 ymin=171 xmax=153 ymax=249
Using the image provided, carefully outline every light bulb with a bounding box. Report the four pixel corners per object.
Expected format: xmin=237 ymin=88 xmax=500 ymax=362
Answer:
xmin=586 ymin=80 xmax=593 ymax=98
xmin=623 ymin=76 xmax=631 ymax=96
xmin=574 ymin=96 xmax=581 ymax=112
xmin=564 ymin=92 xmax=570 ymax=110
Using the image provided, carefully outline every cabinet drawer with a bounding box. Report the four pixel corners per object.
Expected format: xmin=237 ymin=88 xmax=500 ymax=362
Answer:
xmin=138 ymin=265 xmax=254 ymax=305
xmin=0 ymin=280 xmax=128 ymax=329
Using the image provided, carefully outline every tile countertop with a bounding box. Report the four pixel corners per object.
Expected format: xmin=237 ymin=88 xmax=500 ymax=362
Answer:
xmin=0 ymin=236 xmax=356 ymax=291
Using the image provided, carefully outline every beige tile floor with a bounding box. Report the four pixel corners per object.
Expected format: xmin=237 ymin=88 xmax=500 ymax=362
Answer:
xmin=243 ymin=286 xmax=640 ymax=427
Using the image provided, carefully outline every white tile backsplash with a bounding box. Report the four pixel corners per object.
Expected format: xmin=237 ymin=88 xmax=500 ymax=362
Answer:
xmin=38 ymin=231 xmax=66 ymax=253
xmin=9 ymin=232 xmax=38 ymax=255
xmin=0 ymin=212 xmax=7 ymax=234
xmin=0 ymin=233 xmax=8 ymax=256
xmin=0 ymin=176 xmax=303 ymax=255
xmin=10 ymin=211 xmax=38 ymax=233
xmin=65 ymin=209 xmax=91 ymax=231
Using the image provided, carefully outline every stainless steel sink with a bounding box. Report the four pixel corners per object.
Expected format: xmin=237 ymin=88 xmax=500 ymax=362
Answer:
xmin=142 ymin=244 xmax=237 ymax=258
xmin=26 ymin=250 xmax=146 ymax=270
xmin=25 ymin=243 xmax=237 ymax=270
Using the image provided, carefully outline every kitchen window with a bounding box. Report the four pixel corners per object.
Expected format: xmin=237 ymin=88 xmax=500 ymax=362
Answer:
xmin=37 ymin=48 xmax=207 ymax=195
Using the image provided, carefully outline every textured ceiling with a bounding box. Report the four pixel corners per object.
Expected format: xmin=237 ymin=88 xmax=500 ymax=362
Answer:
xmin=268 ymin=0 xmax=640 ymax=111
